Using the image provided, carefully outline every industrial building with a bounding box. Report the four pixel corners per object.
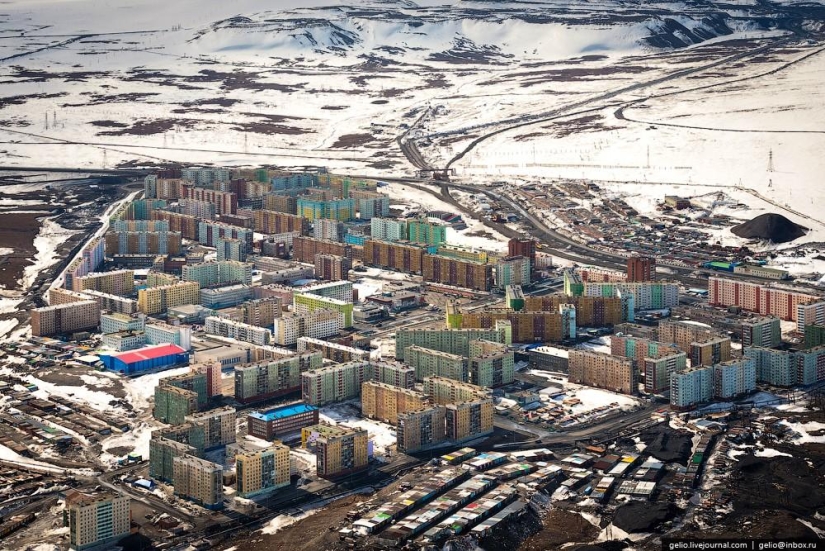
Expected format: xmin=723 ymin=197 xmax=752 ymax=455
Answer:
xmin=102 ymin=343 xmax=190 ymax=375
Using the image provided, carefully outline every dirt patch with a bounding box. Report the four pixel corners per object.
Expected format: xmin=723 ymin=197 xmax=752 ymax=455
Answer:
xmin=186 ymin=69 xmax=306 ymax=93
xmin=0 ymin=212 xmax=44 ymax=289
xmin=62 ymin=92 xmax=159 ymax=107
xmin=519 ymin=508 xmax=600 ymax=550
xmin=614 ymin=501 xmax=681 ymax=533
xmin=0 ymin=92 xmax=67 ymax=109
xmin=331 ymin=133 xmax=374 ymax=148
xmin=547 ymin=114 xmax=622 ymax=138
xmin=230 ymin=122 xmax=307 ymax=135
xmin=370 ymin=99 xmax=389 ymax=105
xmin=321 ymin=105 xmax=348 ymax=110
xmin=89 ymin=120 xmax=128 ymax=128
xmin=97 ymin=118 xmax=200 ymax=136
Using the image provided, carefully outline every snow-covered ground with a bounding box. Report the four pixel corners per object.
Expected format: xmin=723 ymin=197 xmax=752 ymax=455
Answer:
xmin=576 ymin=336 xmax=612 ymax=355
xmin=781 ymin=420 xmax=825 ymax=444
xmin=319 ymin=402 xmax=397 ymax=456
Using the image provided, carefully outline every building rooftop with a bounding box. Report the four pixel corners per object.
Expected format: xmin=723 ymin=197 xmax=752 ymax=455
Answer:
xmin=250 ymin=403 xmax=318 ymax=422
xmin=111 ymin=343 xmax=187 ymax=363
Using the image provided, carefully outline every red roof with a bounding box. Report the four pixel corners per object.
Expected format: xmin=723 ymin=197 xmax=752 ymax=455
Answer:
xmin=114 ymin=343 xmax=187 ymax=364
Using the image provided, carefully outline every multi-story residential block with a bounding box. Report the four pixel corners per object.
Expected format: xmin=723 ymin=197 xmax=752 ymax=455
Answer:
xmin=204 ymin=316 xmax=271 ymax=345
xmin=423 ymin=376 xmax=489 ymax=405
xmin=357 ymin=195 xmax=390 ymax=220
xmin=713 ymin=357 xmax=757 ymax=399
xmin=314 ymin=253 xmax=351 ymax=281
xmin=249 ymin=209 xmax=308 ymax=235
xmin=149 ymin=425 xmax=202 ymax=482
xmin=395 ymin=327 xmax=507 ymax=360
xmin=568 ymin=350 xmax=637 ymax=395
xmin=313 ymin=219 xmax=344 ymax=241
xmin=105 ymin=231 xmax=182 ymax=255
xmin=301 ymin=424 xmax=368 ymax=478
xmin=804 ymin=324 xmax=825 ymax=349
xmin=116 ymin=198 xmax=167 ymax=221
xmin=299 ymin=280 xmax=353 ymax=302
xmin=31 ymin=300 xmax=100 ymax=337
xmin=65 ymin=491 xmax=131 ymax=551
xmin=523 ymin=294 xmax=625 ymax=326
xmin=370 ymin=218 xmax=408 ymax=242
xmin=741 ymin=317 xmax=781 ymax=348
xmin=146 ymin=271 xmax=179 ymax=288
xmin=407 ymin=218 xmax=447 ymax=246
xmin=670 ymin=367 xmax=714 ymax=410
xmin=182 ymin=185 xmax=236 ymax=215
xmin=423 ymin=255 xmax=493 ymax=291
xmin=200 ymin=284 xmax=253 ymax=309
xmin=181 ymin=167 xmax=232 ymax=186
xmin=793 ymin=345 xmax=825 ymax=385
xmin=296 ymin=337 xmax=368 ymax=363
xmin=495 ymin=256 xmax=531 ymax=289
xmin=797 ymin=300 xmax=825 ymax=332
xmin=626 ymin=256 xmax=655 ymax=282
xmin=64 ymin=236 xmax=105 ymax=290
xmin=453 ymin=310 xmax=570 ymax=343
xmin=642 ymin=352 xmax=687 ymax=394
xmin=361 ymin=381 xmax=428 ymax=424
xmin=403 ymin=345 xmax=468 ymax=382
xmin=234 ymin=353 xmax=323 ymax=404
xmin=100 ymin=312 xmax=145 ymax=335
xmin=235 ymin=298 xmax=280 ymax=328
xmin=301 ymin=361 xmax=372 ymax=406
xmin=190 ymin=362 xmax=223 ymax=398
xmin=397 ymin=405 xmax=447 ymax=453
xmin=154 ymin=371 xmax=208 ymax=425
xmin=172 ymin=455 xmax=223 ymax=509
xmin=708 ymin=276 xmax=819 ymax=322
xmin=508 ymin=238 xmax=536 ymax=264
xmin=657 ymin=320 xmax=726 ymax=355
xmin=248 ymin=403 xmax=320 ymax=440
xmin=184 ymin=407 xmax=236 ymax=450
xmin=111 ymin=219 xmax=170 ymax=233
xmin=468 ymin=340 xmax=514 ymax=388
xmin=292 ymin=237 xmax=353 ymax=263
xmin=73 ymin=269 xmax=134 ymax=296
xmin=610 ymin=335 xmax=680 ymax=374
xmin=363 ymin=239 xmax=427 ymax=273
xmin=297 ymin=197 xmax=356 ymax=221
xmin=583 ymin=281 xmax=679 ymax=311
xmin=690 ymin=336 xmax=732 ymax=367
xmin=436 ymin=244 xmax=488 ymax=264
xmin=371 ymin=361 xmax=415 ymax=389
xmin=179 ymin=198 xmax=217 ymax=219
xmin=197 ymin=221 xmax=253 ymax=248
xmin=145 ymin=321 xmax=192 ymax=350
xmin=445 ymin=399 xmax=494 ymax=443
xmin=294 ymin=293 xmax=353 ymax=328
xmin=182 ymin=261 xmax=252 ymax=288
xmin=216 ymin=237 xmax=247 ymax=262
xmin=137 ymin=281 xmax=200 ymax=315
xmin=151 ymin=210 xmax=199 ymax=239
xmin=272 ymin=309 xmax=344 ymax=346
xmin=744 ymin=347 xmax=796 ymax=387
xmin=236 ymin=442 xmax=291 ymax=498
xmin=263 ymin=193 xmax=298 ymax=214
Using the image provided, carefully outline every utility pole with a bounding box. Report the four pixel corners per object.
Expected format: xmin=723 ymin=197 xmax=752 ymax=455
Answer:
xmin=767 ymin=149 xmax=774 ymax=172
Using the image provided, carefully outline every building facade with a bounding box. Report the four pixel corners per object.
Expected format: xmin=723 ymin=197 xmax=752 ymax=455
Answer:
xmin=568 ymin=350 xmax=636 ymax=395
xmin=301 ymin=361 xmax=372 ymax=406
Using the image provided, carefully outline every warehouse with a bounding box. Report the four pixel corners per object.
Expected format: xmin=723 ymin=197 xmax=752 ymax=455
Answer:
xmin=102 ymin=343 xmax=190 ymax=375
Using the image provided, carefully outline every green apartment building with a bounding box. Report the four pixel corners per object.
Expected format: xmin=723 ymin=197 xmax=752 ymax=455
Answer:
xmin=294 ymin=293 xmax=353 ymax=328
xmin=394 ymin=327 xmax=508 ymax=360
xmin=403 ymin=345 xmax=468 ymax=382
xmin=301 ymin=361 xmax=372 ymax=406
xmin=407 ymin=218 xmax=447 ymax=246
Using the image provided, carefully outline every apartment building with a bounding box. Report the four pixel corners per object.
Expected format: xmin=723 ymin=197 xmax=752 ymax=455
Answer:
xmin=804 ymin=325 xmax=825 ymax=349
xmin=102 ymin=331 xmax=146 ymax=351
xmin=468 ymin=339 xmax=515 ymax=388
xmin=523 ymin=294 xmax=625 ymax=327
xmin=363 ymin=239 xmax=427 ymax=274
xmin=189 ymin=362 xmax=223 ymax=398
xmin=455 ymin=310 xmax=570 ymax=344
xmin=397 ymin=406 xmax=447 ymax=453
xmin=263 ymin=193 xmax=298 ymax=214
xmin=216 ymin=237 xmax=247 ymax=262
xmin=626 ymin=256 xmax=655 ymax=282
xmin=582 ymin=281 xmax=679 ymax=311
xmin=182 ymin=186 xmax=236 ymax=215
xmin=197 ymin=221 xmax=254 ymax=248
xmin=234 ymin=353 xmax=323 ymax=404
xmin=301 ymin=424 xmax=368 ymax=478
xmin=568 ymin=350 xmax=636 ymax=395
xmin=64 ymin=236 xmax=105 ymax=290
xmin=172 ymin=455 xmax=223 ymax=509
xmin=370 ymin=218 xmax=408 ymax=242
xmin=495 ymin=256 xmax=531 ymax=289
xmin=31 ymin=300 xmax=100 ymax=337
xmin=105 ymin=231 xmax=182 ymax=255
xmin=508 ymin=238 xmax=536 ymax=263
xmin=670 ymin=358 xmax=756 ymax=409
xmin=137 ymin=281 xmax=200 ymax=315
xmin=744 ymin=345 xmax=825 ymax=387
xmin=151 ymin=210 xmax=199 ymax=239
xmin=296 ymin=337 xmax=369 ymax=364
xmin=297 ymin=197 xmax=356 ymax=221
xmin=741 ymin=317 xmax=781 ymax=348
xmin=610 ymin=335 xmax=680 ymax=374
xmin=797 ymin=300 xmax=825 ymax=332
xmin=182 ymin=261 xmax=252 ymax=288
xmin=200 ymin=284 xmax=253 ymax=310
xmin=73 ymin=269 xmax=134 ymax=296
xmin=407 ymin=218 xmax=447 ymax=246
xmin=361 ymin=381 xmax=428 ymax=424
xmin=292 ymin=237 xmax=353 ymax=263
xmin=294 ymin=293 xmax=353 ymax=328
xmin=313 ymin=219 xmax=344 ymax=241
xmin=145 ymin=321 xmax=192 ymax=350
xmin=272 ymin=309 xmax=344 ymax=346
xmin=690 ymin=336 xmax=732 ymax=367
xmin=250 ymin=209 xmax=308 ymax=235
xmin=713 ymin=358 xmax=757 ymax=399
xmin=358 ymin=195 xmax=390 ymax=220
xmin=436 ymin=244 xmax=488 ymax=264
xmin=657 ymin=320 xmax=727 ymax=355
xmin=445 ymin=399 xmax=494 ymax=443
xmin=301 ymin=361 xmax=372 ymax=406
xmin=236 ymin=298 xmax=281 ymax=328
xmin=423 ymin=255 xmax=493 ymax=292
xmin=204 ymin=316 xmax=271 ymax=346
xmin=670 ymin=367 xmax=714 ymax=410
xmin=423 ymin=376 xmax=489 ymax=405
xmin=708 ymin=276 xmax=819 ymax=322
xmin=403 ymin=345 xmax=468 ymax=382
xmin=236 ymin=442 xmax=290 ymax=498
xmin=371 ymin=361 xmax=415 ymax=389
xmin=100 ymin=312 xmax=145 ymax=335
xmin=314 ymin=253 xmax=351 ymax=281
xmin=394 ymin=328 xmax=507 ymax=359
xmin=642 ymin=352 xmax=687 ymax=394
xmin=65 ymin=491 xmax=131 ymax=551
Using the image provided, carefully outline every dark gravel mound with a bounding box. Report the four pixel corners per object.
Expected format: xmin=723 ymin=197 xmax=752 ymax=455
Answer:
xmin=731 ymin=213 xmax=808 ymax=243
xmin=638 ymin=425 xmax=693 ymax=463
xmin=572 ymin=543 xmax=629 ymax=551
xmin=732 ymin=453 xmax=825 ymax=516
xmin=614 ymin=501 xmax=680 ymax=533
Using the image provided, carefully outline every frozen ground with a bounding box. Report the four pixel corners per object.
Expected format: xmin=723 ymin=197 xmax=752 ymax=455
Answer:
xmin=320 ymin=402 xmax=397 ymax=456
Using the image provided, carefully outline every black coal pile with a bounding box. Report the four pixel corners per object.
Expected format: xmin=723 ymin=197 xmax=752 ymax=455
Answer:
xmin=731 ymin=213 xmax=808 ymax=243
xmin=638 ymin=425 xmax=693 ymax=463
xmin=614 ymin=501 xmax=680 ymax=533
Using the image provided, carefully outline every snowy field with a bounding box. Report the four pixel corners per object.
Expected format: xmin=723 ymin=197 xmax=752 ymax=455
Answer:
xmin=319 ymin=402 xmax=397 ymax=456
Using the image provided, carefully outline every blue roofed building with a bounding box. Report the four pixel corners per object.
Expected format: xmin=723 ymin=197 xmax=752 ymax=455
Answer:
xmin=247 ymin=402 xmax=320 ymax=441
